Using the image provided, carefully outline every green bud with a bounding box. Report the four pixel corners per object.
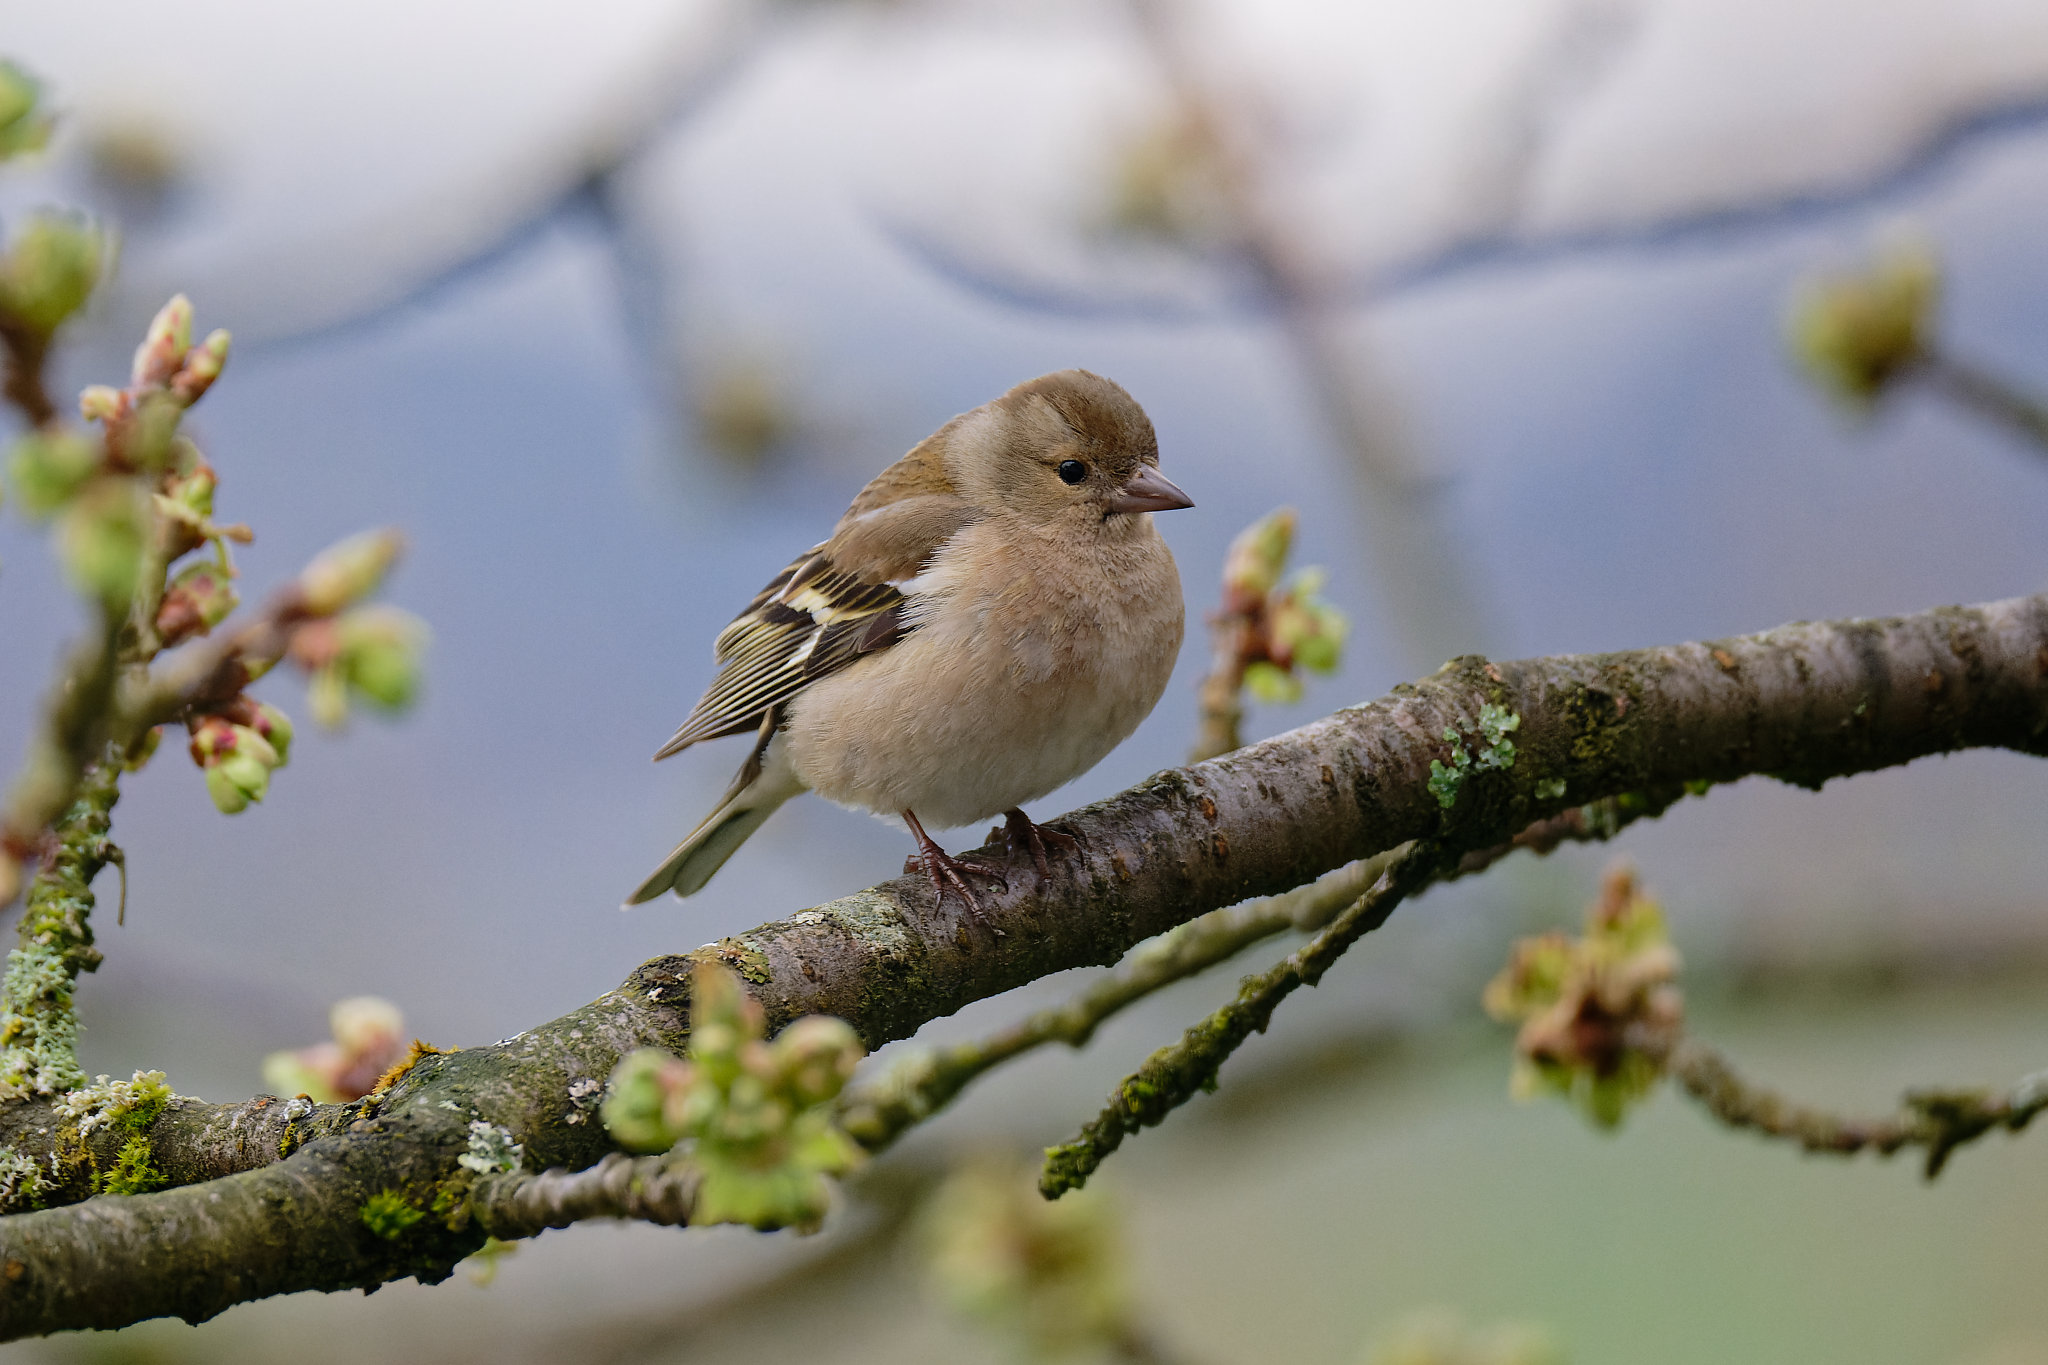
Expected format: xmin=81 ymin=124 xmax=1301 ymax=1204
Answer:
xmin=1241 ymin=659 xmax=1302 ymax=705
xmin=1220 ymin=506 xmax=1295 ymax=606
xmin=226 ymin=724 xmax=279 ymax=770
xmin=0 ymin=214 xmax=107 ymax=336
xmin=251 ymin=702 xmax=294 ymax=765
xmin=336 ymin=606 xmax=428 ymax=711
xmin=307 ymin=664 xmax=348 ymax=730
xmin=78 ymin=386 xmax=123 ymax=423
xmin=772 ymin=1016 xmax=863 ymax=1108
xmin=299 ymin=529 xmax=404 ymax=616
xmin=123 ymin=725 xmax=163 ymax=773
xmin=7 ymin=428 xmax=100 ymax=518
xmin=54 ymin=478 xmax=148 ymax=610
xmin=1787 ymin=238 xmax=1938 ymax=407
xmin=204 ymin=762 xmax=251 ymax=814
xmin=120 ymin=390 xmax=185 ymax=472
xmin=214 ymin=749 xmax=270 ymax=808
xmin=155 ymin=560 xmax=239 ymax=646
xmin=260 ymin=1049 xmax=332 ymax=1103
xmin=601 ymin=1047 xmax=692 ymax=1154
xmin=1269 ymin=569 xmax=1347 ymax=676
xmin=171 ymin=329 xmax=231 ymax=406
xmin=132 ymin=295 xmax=193 ymax=387
xmin=0 ymin=62 xmax=51 ymax=161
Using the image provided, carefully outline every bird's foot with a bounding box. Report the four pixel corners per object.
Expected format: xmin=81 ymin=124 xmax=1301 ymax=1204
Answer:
xmin=1001 ymin=808 xmax=1083 ymax=882
xmin=902 ymin=812 xmax=1006 ymax=933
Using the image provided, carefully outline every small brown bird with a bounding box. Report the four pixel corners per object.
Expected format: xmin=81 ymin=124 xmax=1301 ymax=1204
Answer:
xmin=627 ymin=369 xmax=1192 ymax=912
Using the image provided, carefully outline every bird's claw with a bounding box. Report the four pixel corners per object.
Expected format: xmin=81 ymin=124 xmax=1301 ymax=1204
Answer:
xmin=903 ymin=829 xmax=1006 ymax=933
xmin=1001 ymin=809 xmax=1084 ymax=882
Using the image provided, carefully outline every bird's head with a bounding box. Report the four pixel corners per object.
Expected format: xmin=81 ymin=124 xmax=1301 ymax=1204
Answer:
xmin=948 ymin=369 xmax=1193 ymax=534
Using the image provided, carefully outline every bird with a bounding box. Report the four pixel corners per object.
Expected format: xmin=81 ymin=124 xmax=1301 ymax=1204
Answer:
xmin=626 ymin=369 xmax=1193 ymax=915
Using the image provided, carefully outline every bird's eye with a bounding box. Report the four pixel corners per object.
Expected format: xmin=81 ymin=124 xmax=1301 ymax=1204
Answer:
xmin=1057 ymin=459 xmax=1087 ymax=485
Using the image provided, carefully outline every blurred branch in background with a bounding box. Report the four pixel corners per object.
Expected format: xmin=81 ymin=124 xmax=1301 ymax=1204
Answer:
xmin=1486 ymin=865 xmax=2048 ymax=1180
xmin=1788 ymin=231 xmax=2048 ymax=458
xmin=1114 ymin=0 xmax=1498 ymax=675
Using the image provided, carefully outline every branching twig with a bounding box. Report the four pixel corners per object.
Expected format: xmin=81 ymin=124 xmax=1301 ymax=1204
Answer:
xmin=1666 ymin=1042 xmax=2048 ymax=1179
xmin=1040 ymin=842 xmax=1443 ymax=1197
xmin=1122 ymin=0 xmax=1490 ymax=672
xmin=841 ymin=789 xmax=1683 ymax=1159
xmin=472 ymin=1152 xmax=700 ymax=1239
xmin=838 ymin=850 xmax=1401 ymax=1151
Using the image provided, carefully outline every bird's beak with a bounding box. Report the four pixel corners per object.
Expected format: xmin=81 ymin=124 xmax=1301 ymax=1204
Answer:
xmin=1108 ymin=464 xmax=1194 ymax=514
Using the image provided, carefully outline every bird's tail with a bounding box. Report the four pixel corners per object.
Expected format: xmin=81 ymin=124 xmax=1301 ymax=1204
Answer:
xmin=624 ymin=740 xmax=804 ymax=906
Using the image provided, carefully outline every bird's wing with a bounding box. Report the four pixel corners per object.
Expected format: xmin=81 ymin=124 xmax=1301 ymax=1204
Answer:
xmin=654 ymin=548 xmax=910 ymax=759
xmin=655 ymin=434 xmax=980 ymax=761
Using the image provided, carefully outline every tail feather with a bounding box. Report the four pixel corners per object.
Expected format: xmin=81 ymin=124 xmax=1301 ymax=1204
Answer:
xmin=625 ymin=744 xmax=803 ymax=906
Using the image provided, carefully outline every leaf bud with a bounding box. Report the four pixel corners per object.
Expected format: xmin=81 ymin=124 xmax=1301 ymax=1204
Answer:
xmin=123 ymin=725 xmax=163 ymax=773
xmin=772 ymin=1016 xmax=863 ymax=1108
xmin=132 ymin=294 xmax=193 ymax=387
xmin=78 ymin=385 xmax=124 ymax=424
xmin=249 ymin=702 xmax=293 ymax=765
xmin=307 ymin=663 xmax=348 ymax=730
xmin=1787 ymin=237 xmax=1938 ymax=407
xmin=0 ymin=213 xmax=107 ymax=336
xmin=211 ymin=748 xmax=271 ymax=811
xmin=336 ymin=605 xmax=428 ymax=712
xmin=1241 ymin=659 xmax=1303 ymax=705
xmin=203 ymin=762 xmax=252 ymax=814
xmin=298 ymin=528 xmax=404 ymax=616
xmin=1220 ymin=506 xmax=1295 ymax=609
xmin=54 ymin=478 xmax=148 ymax=611
xmin=601 ymin=1047 xmax=693 ymax=1154
xmin=6 ymin=428 xmax=101 ymax=518
xmin=155 ymin=560 xmax=239 ymax=646
xmin=0 ymin=61 xmax=51 ymax=160
xmin=170 ymin=328 xmax=231 ymax=406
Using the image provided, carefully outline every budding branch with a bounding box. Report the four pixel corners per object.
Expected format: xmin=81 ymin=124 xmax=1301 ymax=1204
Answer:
xmin=0 ymin=592 xmax=2042 ymax=1337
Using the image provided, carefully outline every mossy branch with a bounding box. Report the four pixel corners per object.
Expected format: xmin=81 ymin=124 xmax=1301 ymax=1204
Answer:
xmin=1666 ymin=1043 xmax=2048 ymax=1179
xmin=0 ymin=593 xmax=2042 ymax=1336
xmin=838 ymin=849 xmax=1403 ymax=1151
xmin=1041 ymin=841 xmax=1441 ymax=1197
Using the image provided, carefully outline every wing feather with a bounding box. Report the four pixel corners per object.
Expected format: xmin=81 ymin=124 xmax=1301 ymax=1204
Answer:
xmin=655 ymin=549 xmax=911 ymax=759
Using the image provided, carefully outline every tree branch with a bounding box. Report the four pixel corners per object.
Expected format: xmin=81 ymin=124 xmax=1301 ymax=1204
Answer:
xmin=0 ymin=592 xmax=2043 ymax=1336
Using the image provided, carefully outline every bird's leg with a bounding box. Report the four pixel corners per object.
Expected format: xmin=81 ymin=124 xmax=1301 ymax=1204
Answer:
xmin=1002 ymin=807 xmax=1083 ymax=882
xmin=902 ymin=810 xmax=1006 ymax=929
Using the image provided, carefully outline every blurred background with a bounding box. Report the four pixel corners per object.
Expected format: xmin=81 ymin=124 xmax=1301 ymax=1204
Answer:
xmin=2 ymin=0 xmax=2047 ymax=1360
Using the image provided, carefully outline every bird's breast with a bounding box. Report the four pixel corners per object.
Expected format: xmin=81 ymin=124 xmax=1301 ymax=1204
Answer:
xmin=782 ymin=522 xmax=1184 ymax=828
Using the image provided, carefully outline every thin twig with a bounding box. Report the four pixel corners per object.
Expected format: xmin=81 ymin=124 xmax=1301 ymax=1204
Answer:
xmin=1919 ymin=352 xmax=2048 ymax=455
xmin=1039 ymin=842 xmax=1446 ymax=1197
xmin=838 ymin=850 xmax=1400 ymax=1151
xmin=1666 ymin=1041 xmax=2048 ymax=1179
